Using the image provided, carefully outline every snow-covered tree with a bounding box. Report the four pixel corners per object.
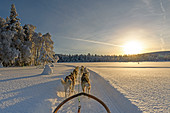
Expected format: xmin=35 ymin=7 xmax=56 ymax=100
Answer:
xmin=0 ymin=4 xmax=22 ymax=66
xmin=22 ymin=24 xmax=36 ymax=65
xmin=0 ymin=17 xmax=6 ymax=29
xmin=0 ymin=30 xmax=19 ymax=66
xmin=0 ymin=4 xmax=55 ymax=67
xmin=42 ymin=33 xmax=54 ymax=60
xmin=37 ymin=42 xmax=48 ymax=66
xmin=7 ymin=4 xmax=21 ymax=32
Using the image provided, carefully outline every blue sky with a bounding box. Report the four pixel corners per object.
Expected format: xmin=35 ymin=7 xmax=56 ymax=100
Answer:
xmin=1 ymin=0 xmax=170 ymax=55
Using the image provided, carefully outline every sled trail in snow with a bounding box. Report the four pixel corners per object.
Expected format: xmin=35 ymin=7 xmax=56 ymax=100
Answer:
xmin=54 ymin=64 xmax=141 ymax=113
xmin=0 ymin=63 xmax=141 ymax=113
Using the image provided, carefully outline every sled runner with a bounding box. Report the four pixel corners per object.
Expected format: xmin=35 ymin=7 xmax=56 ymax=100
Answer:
xmin=53 ymin=92 xmax=111 ymax=113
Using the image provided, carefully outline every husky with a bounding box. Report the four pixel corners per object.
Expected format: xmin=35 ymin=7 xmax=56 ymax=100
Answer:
xmin=81 ymin=73 xmax=91 ymax=94
xmin=69 ymin=72 xmax=76 ymax=93
xmin=73 ymin=68 xmax=79 ymax=80
xmin=84 ymin=67 xmax=90 ymax=78
xmin=61 ymin=76 xmax=72 ymax=98
xmin=80 ymin=66 xmax=85 ymax=75
xmin=75 ymin=66 xmax=79 ymax=71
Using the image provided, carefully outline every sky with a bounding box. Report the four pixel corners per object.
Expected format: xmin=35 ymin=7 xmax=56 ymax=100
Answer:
xmin=0 ymin=0 xmax=170 ymax=55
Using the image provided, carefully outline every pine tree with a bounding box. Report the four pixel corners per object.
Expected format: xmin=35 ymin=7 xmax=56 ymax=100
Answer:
xmin=8 ymin=4 xmax=21 ymax=32
xmin=6 ymin=17 xmax=10 ymax=22
xmin=0 ymin=17 xmax=6 ymax=29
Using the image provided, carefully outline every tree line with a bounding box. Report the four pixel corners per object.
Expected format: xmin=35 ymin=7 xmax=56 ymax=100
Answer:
xmin=56 ymin=52 xmax=170 ymax=62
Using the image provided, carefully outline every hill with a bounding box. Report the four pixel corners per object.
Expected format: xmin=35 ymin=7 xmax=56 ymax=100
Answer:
xmin=142 ymin=51 xmax=170 ymax=55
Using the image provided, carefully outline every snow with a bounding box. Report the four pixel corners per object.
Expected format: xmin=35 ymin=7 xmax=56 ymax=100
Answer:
xmin=0 ymin=62 xmax=3 ymax=68
xmin=77 ymin=62 xmax=170 ymax=113
xmin=0 ymin=62 xmax=169 ymax=113
xmin=91 ymin=68 xmax=170 ymax=113
xmin=41 ymin=64 xmax=53 ymax=75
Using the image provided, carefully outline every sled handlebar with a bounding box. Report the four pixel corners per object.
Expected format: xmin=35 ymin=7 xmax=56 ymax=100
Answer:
xmin=53 ymin=92 xmax=111 ymax=113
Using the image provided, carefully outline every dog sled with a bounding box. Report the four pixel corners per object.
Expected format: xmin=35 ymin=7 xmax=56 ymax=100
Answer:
xmin=56 ymin=66 xmax=110 ymax=113
xmin=53 ymin=92 xmax=111 ymax=113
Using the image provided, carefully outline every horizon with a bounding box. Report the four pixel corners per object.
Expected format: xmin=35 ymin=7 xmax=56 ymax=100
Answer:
xmin=1 ymin=0 xmax=170 ymax=55
xmin=55 ymin=50 xmax=170 ymax=56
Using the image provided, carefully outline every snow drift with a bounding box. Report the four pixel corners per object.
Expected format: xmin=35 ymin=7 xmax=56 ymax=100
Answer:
xmin=41 ymin=64 xmax=53 ymax=75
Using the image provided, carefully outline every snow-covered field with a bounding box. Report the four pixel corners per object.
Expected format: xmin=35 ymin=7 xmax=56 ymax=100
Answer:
xmin=0 ymin=62 xmax=169 ymax=113
xmin=84 ymin=62 xmax=170 ymax=113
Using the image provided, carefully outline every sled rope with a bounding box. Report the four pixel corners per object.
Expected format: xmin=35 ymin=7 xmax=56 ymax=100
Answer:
xmin=77 ymin=71 xmax=81 ymax=113
xmin=78 ymin=97 xmax=81 ymax=113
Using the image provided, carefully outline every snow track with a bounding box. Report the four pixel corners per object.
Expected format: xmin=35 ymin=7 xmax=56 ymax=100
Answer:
xmin=0 ymin=63 xmax=142 ymax=113
xmin=88 ymin=70 xmax=141 ymax=113
xmin=53 ymin=65 xmax=141 ymax=113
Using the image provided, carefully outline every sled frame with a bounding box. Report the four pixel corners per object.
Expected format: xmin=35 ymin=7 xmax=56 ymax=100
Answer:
xmin=53 ymin=92 xmax=111 ymax=113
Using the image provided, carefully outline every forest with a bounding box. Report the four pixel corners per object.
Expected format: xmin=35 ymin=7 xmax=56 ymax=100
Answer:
xmin=0 ymin=4 xmax=56 ymax=67
xmin=56 ymin=51 xmax=170 ymax=62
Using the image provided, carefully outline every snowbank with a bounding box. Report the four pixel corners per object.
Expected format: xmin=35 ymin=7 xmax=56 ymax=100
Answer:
xmin=41 ymin=64 xmax=53 ymax=75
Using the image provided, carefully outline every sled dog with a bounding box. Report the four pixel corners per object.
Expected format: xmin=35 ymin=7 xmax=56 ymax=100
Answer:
xmin=80 ymin=66 xmax=85 ymax=75
xmin=61 ymin=76 xmax=72 ymax=98
xmin=69 ymin=72 xmax=76 ymax=93
xmin=73 ymin=68 xmax=79 ymax=80
xmin=81 ymin=73 xmax=91 ymax=94
xmin=84 ymin=67 xmax=90 ymax=78
xmin=75 ymin=66 xmax=79 ymax=71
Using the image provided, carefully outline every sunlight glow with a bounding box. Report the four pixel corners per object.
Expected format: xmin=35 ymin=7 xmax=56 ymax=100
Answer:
xmin=123 ymin=41 xmax=143 ymax=55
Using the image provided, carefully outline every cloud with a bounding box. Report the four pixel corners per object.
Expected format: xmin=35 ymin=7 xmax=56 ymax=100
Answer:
xmin=64 ymin=37 xmax=124 ymax=48
xmin=142 ymin=0 xmax=154 ymax=13
xmin=141 ymin=0 xmax=166 ymax=20
xmin=159 ymin=0 xmax=166 ymax=51
xmin=160 ymin=37 xmax=165 ymax=50
xmin=142 ymin=0 xmax=152 ymax=7
xmin=160 ymin=0 xmax=166 ymax=21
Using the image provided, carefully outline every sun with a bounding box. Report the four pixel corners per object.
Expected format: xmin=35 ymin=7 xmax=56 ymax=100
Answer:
xmin=123 ymin=41 xmax=143 ymax=55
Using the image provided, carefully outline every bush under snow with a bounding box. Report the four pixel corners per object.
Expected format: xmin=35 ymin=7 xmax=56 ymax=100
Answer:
xmin=41 ymin=64 xmax=53 ymax=75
